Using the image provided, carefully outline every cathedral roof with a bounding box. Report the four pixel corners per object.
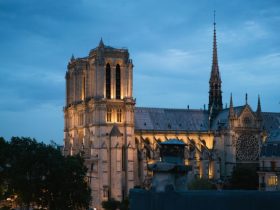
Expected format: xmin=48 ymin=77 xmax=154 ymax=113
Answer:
xmin=211 ymin=108 xmax=280 ymax=137
xmin=260 ymin=142 xmax=280 ymax=157
xmin=134 ymin=107 xmax=209 ymax=132
xmin=262 ymin=112 xmax=280 ymax=134
xmin=266 ymin=130 xmax=280 ymax=143
xmin=135 ymin=107 xmax=280 ymax=142
xmin=89 ymin=40 xmax=128 ymax=56
xmin=210 ymin=106 xmax=245 ymax=130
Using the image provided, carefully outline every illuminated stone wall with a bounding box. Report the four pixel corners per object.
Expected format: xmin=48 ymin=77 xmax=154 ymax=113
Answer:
xmin=63 ymin=40 xmax=136 ymax=209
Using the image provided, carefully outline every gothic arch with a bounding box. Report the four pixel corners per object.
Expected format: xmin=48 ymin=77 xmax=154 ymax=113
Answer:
xmin=106 ymin=63 xmax=111 ymax=99
xmin=116 ymin=64 xmax=121 ymax=99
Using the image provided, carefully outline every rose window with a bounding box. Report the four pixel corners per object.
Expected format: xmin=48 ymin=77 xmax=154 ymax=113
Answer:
xmin=236 ymin=134 xmax=259 ymax=161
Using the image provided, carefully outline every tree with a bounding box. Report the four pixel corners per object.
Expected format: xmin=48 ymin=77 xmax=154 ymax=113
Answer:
xmin=187 ymin=177 xmax=214 ymax=190
xmin=44 ymin=154 xmax=91 ymax=210
xmin=119 ymin=197 xmax=129 ymax=210
xmin=0 ymin=137 xmax=11 ymax=209
xmin=0 ymin=136 xmax=91 ymax=210
xmin=102 ymin=198 xmax=121 ymax=210
xmin=101 ymin=197 xmax=130 ymax=210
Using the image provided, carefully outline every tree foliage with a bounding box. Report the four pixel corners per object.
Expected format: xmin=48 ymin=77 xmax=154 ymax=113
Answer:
xmin=0 ymin=137 xmax=9 ymax=201
xmin=0 ymin=137 xmax=91 ymax=210
xmin=187 ymin=177 xmax=214 ymax=190
xmin=102 ymin=197 xmax=129 ymax=210
xmin=102 ymin=198 xmax=121 ymax=210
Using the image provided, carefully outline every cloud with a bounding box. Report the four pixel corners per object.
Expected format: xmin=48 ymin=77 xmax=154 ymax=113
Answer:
xmin=134 ymin=74 xmax=208 ymax=109
xmin=223 ymin=52 xmax=280 ymax=84
xmin=0 ymin=103 xmax=63 ymax=144
xmin=135 ymin=48 xmax=210 ymax=76
xmin=220 ymin=52 xmax=280 ymax=110
xmin=219 ymin=20 xmax=269 ymax=46
xmin=1 ymin=0 xmax=280 ymax=143
xmin=0 ymin=65 xmax=64 ymax=112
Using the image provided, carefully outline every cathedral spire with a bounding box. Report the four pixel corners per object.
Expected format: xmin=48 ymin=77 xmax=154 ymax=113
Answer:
xmin=211 ymin=10 xmax=220 ymax=81
xmin=208 ymin=11 xmax=223 ymax=120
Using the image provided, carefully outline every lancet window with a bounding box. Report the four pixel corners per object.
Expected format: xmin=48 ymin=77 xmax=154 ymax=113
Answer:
xmin=106 ymin=63 xmax=111 ymax=99
xmin=116 ymin=64 xmax=121 ymax=99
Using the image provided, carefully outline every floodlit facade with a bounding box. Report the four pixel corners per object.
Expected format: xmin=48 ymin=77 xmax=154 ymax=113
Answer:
xmin=63 ymin=23 xmax=280 ymax=209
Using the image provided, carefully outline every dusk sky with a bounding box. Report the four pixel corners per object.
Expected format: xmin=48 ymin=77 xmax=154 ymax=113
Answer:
xmin=1 ymin=0 xmax=280 ymax=144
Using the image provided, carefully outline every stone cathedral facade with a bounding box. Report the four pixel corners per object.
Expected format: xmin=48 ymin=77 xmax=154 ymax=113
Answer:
xmin=63 ymin=23 xmax=280 ymax=209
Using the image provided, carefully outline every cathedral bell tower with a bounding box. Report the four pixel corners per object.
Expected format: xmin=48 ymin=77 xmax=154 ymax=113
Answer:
xmin=63 ymin=39 xmax=136 ymax=209
xmin=208 ymin=13 xmax=223 ymax=121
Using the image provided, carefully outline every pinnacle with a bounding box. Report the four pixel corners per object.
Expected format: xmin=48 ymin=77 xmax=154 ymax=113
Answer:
xmin=70 ymin=54 xmax=75 ymax=61
xmin=257 ymin=95 xmax=262 ymax=113
xmin=99 ymin=38 xmax=104 ymax=47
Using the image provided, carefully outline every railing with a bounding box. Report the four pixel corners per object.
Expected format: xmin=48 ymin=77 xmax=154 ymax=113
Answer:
xmin=257 ymin=167 xmax=280 ymax=172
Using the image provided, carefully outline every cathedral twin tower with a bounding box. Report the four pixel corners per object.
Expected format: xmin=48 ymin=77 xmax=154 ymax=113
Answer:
xmin=64 ymin=38 xmax=136 ymax=207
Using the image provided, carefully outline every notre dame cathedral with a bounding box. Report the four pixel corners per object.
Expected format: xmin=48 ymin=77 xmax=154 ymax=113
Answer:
xmin=63 ymin=21 xmax=280 ymax=209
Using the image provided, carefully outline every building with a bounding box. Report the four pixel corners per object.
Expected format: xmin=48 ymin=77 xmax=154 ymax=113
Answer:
xmin=258 ymin=131 xmax=280 ymax=191
xmin=63 ymin=21 xmax=280 ymax=209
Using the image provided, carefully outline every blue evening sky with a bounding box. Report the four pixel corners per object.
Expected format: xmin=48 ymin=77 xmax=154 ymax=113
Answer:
xmin=1 ymin=0 xmax=280 ymax=144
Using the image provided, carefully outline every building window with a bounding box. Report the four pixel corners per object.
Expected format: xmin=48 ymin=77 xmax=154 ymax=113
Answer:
xmin=116 ymin=64 xmax=121 ymax=99
xmin=103 ymin=186 xmax=109 ymax=198
xmin=271 ymin=161 xmax=276 ymax=171
xmin=117 ymin=109 xmax=122 ymax=122
xmin=106 ymin=63 xmax=111 ymax=99
xmin=267 ymin=175 xmax=278 ymax=187
xmin=107 ymin=108 xmax=112 ymax=122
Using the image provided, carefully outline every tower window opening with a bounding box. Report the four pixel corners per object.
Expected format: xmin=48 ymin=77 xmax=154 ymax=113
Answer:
xmin=116 ymin=64 xmax=121 ymax=99
xmin=107 ymin=108 xmax=112 ymax=122
xmin=117 ymin=109 xmax=122 ymax=122
xmin=215 ymin=84 xmax=218 ymax=90
xmin=106 ymin=63 xmax=111 ymax=99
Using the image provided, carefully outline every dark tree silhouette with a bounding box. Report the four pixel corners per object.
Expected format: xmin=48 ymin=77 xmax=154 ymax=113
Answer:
xmin=0 ymin=137 xmax=91 ymax=210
